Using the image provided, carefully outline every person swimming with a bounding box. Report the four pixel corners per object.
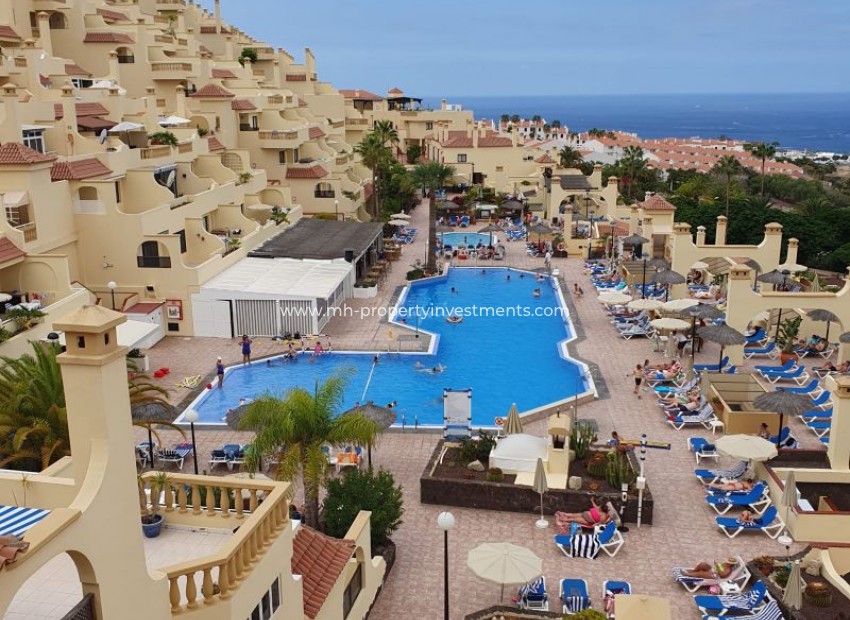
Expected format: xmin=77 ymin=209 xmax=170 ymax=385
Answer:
xmin=414 ymin=362 xmax=446 ymax=374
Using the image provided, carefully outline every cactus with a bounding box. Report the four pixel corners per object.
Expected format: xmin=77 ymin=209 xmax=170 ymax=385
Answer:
xmin=586 ymin=452 xmax=608 ymax=479
xmin=605 ymin=452 xmax=636 ymax=488
xmin=570 ymin=422 xmax=595 ymax=460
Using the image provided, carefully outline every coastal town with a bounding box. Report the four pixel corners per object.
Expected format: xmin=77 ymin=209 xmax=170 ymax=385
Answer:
xmin=0 ymin=1 xmax=848 ymax=620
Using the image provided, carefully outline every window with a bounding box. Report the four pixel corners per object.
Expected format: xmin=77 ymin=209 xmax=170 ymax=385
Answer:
xmin=248 ymin=577 xmax=281 ymax=620
xmin=116 ymin=47 xmax=135 ymax=64
xmin=425 ymin=122 xmax=433 ymax=130
xmin=457 ymin=154 xmax=467 ymax=163
xmin=342 ymin=564 xmax=363 ymax=618
xmin=177 ymin=230 xmax=187 ymax=254
xmin=314 ymin=182 xmax=335 ymax=199
xmin=70 ymin=78 xmax=93 ymax=89
xmin=22 ymin=129 xmax=45 ymax=153
xmin=496 ymin=166 xmax=504 ymax=172
xmin=137 ymin=241 xmax=171 ymax=268
xmin=115 ymin=182 xmax=121 ymax=203
xmin=153 ymin=165 xmax=178 ymax=197
xmin=167 ymin=322 xmax=180 ymax=332
xmin=278 ymin=151 xmax=286 ymax=164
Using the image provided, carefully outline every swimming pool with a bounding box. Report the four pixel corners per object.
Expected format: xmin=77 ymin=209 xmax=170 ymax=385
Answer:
xmin=182 ymin=267 xmax=592 ymax=427
xmin=438 ymin=232 xmax=497 ymax=247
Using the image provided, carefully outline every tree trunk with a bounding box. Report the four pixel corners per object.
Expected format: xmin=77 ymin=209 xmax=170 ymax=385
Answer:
xmin=426 ymin=196 xmax=437 ymax=274
xmin=726 ymin=177 xmax=731 ymax=218
xmin=303 ymin=477 xmax=320 ymax=529
xmin=372 ymin=170 xmax=378 ymax=219
xmin=760 ymin=159 xmax=766 ymax=198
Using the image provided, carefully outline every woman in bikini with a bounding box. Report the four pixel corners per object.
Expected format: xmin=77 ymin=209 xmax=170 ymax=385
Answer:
xmin=703 ymin=479 xmax=755 ymax=492
xmin=556 ymin=497 xmax=611 ymax=528
xmin=681 ymin=558 xmax=737 ymax=580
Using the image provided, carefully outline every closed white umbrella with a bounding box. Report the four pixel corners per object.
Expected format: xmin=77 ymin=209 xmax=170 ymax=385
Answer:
xmin=467 ymin=542 xmax=542 ymax=602
xmin=662 ymin=298 xmax=699 ymax=312
xmin=783 ymin=561 xmax=803 ymax=610
xmin=502 ymin=403 xmax=523 ymax=436
xmin=715 ymin=435 xmax=777 ymax=462
xmin=532 ymin=458 xmax=548 ymax=529
xmin=599 ymin=292 xmax=632 ymax=305
xmin=627 ymin=299 xmax=662 ymax=311
xmin=781 ymin=471 xmax=798 ymax=519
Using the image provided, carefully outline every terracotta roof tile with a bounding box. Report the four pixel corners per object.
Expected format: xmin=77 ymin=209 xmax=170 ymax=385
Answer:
xmin=338 ymin=89 xmax=382 ymax=101
xmin=441 ymin=131 xmax=473 ymax=148
xmin=535 ymin=153 xmax=555 ymax=164
xmin=478 ymin=135 xmax=512 ymax=148
xmin=83 ymin=32 xmax=134 ymax=43
xmin=388 ymin=87 xmax=403 ymax=94
xmin=126 ymin=302 xmax=163 ymax=314
xmin=292 ymin=527 xmax=354 ymax=619
xmin=212 ymin=68 xmax=237 ymax=79
xmin=65 ymin=63 xmax=92 ymax=76
xmin=286 ymin=165 xmax=328 ymax=179
xmin=640 ymin=194 xmax=677 ymax=211
xmin=308 ymin=126 xmax=325 ymax=139
xmin=75 ymin=116 xmax=116 ymax=131
xmin=286 ymin=74 xmax=307 ymax=82
xmin=298 ymin=98 xmax=307 ymax=107
xmin=0 ymin=26 xmax=21 ymax=40
xmin=50 ymin=158 xmax=112 ymax=181
xmin=0 ymin=143 xmax=57 ymax=165
xmin=192 ymin=83 xmax=235 ymax=98
xmin=0 ymin=237 xmax=25 ymax=265
xmin=231 ymin=98 xmax=257 ymax=111
xmin=207 ymin=136 xmax=225 ymax=151
xmin=54 ymin=102 xmax=111 ymax=119
xmin=96 ymin=8 xmax=130 ymax=22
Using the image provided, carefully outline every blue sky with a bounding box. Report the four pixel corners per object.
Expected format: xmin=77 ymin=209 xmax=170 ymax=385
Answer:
xmin=199 ymin=1 xmax=848 ymax=96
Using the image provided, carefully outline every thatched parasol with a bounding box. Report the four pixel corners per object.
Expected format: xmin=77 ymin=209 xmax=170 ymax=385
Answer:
xmin=807 ymin=309 xmax=840 ymax=342
xmin=131 ymin=401 xmax=178 ymax=467
xmin=753 ymin=390 xmax=812 ymax=448
xmin=699 ymin=323 xmax=746 ymax=369
xmin=341 ymin=401 xmax=396 ymax=468
xmin=652 ymin=269 xmax=686 ymax=301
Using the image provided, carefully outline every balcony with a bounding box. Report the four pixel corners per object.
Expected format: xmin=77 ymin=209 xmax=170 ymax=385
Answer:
xmin=17 ymin=222 xmax=37 ymax=243
xmin=257 ymin=129 xmax=303 ymax=150
xmin=314 ymin=190 xmax=335 ymax=199
xmin=239 ymin=124 xmax=259 ymax=132
xmin=140 ymin=145 xmax=173 ymax=160
xmin=137 ymin=255 xmax=172 ymax=268
xmin=150 ymin=61 xmax=195 ymax=80
xmin=346 ymin=118 xmax=369 ymax=127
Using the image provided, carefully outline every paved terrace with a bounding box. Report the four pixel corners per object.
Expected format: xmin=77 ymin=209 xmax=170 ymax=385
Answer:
xmin=137 ymin=201 xmax=818 ymax=619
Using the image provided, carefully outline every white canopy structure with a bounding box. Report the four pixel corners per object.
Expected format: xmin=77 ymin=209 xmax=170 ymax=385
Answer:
xmin=191 ymin=257 xmax=354 ymax=337
xmin=489 ymin=434 xmax=548 ymax=473
xmin=56 ymin=319 xmax=160 ymax=350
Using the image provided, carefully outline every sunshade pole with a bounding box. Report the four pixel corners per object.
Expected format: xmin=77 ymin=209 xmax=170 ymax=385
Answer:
xmin=148 ymin=425 xmax=155 ymax=468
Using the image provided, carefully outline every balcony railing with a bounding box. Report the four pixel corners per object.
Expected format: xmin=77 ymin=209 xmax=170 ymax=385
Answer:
xmin=314 ymin=190 xmax=335 ymax=199
xmin=151 ymin=61 xmax=192 ymax=72
xmin=267 ymin=95 xmax=283 ymax=104
xmin=137 ymin=256 xmax=172 ymax=268
xmin=137 ymin=473 xmax=290 ymax=614
xmin=239 ymin=124 xmax=259 ymax=132
xmin=140 ymin=145 xmax=172 ymax=160
xmin=18 ymin=222 xmax=37 ymax=242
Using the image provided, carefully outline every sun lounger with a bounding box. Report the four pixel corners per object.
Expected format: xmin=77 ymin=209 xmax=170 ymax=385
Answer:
xmin=688 ymin=437 xmax=719 ymax=464
xmin=555 ymin=531 xmax=600 ymax=559
xmin=805 ymin=419 xmax=831 ymax=438
xmin=156 ymin=443 xmax=194 ymax=470
xmin=754 ymin=359 xmax=796 ymax=374
xmin=705 ymin=482 xmax=771 ymax=515
xmin=693 ymin=356 xmax=729 ymax=373
xmin=744 ymin=341 xmax=778 ymax=359
xmin=806 ymin=391 xmax=833 ymax=408
xmin=694 ymin=580 xmax=768 ymax=615
xmin=802 ymin=407 xmax=832 ymax=423
xmin=596 ymin=521 xmax=625 ymax=557
xmin=602 ymin=580 xmax=631 ymax=618
xmin=745 ymin=329 xmax=768 ymax=345
xmin=517 ymin=576 xmax=548 ymax=611
xmin=695 ymin=461 xmax=748 ymax=484
xmin=0 ymin=505 xmax=51 ymax=537
xmin=667 ymin=404 xmax=716 ymax=430
xmin=715 ymin=505 xmax=784 ymax=539
xmin=559 ymin=579 xmax=591 ymax=615
xmin=620 ymin=325 xmax=653 ymax=340
xmin=762 ymin=365 xmax=809 ymax=385
xmin=701 ymin=599 xmax=785 ymax=620
xmin=769 ymin=427 xmax=799 ymax=449
xmin=777 ymin=379 xmax=823 ymax=398
xmin=672 ymin=556 xmax=750 ymax=593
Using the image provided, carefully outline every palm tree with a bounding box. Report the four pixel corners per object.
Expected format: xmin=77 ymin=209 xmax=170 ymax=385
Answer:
xmin=510 ymin=114 xmax=520 ymax=124
xmin=353 ymin=132 xmax=391 ymax=219
xmin=797 ymin=196 xmax=833 ymax=217
xmin=531 ymin=115 xmax=541 ymax=123
xmin=239 ymin=372 xmax=379 ymax=528
xmin=499 ymin=114 xmax=510 ymax=126
xmin=712 ymin=155 xmax=743 ymax=217
xmin=558 ymin=146 xmax=584 ymax=170
xmin=619 ymin=146 xmax=647 ymax=201
xmin=411 ymin=161 xmax=456 ymax=273
xmin=372 ymin=120 xmax=399 ymax=148
xmin=744 ymin=141 xmax=779 ymax=198
xmin=551 ymin=119 xmax=561 ymax=128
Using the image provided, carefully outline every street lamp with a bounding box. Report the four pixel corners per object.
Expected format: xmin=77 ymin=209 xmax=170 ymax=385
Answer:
xmin=640 ymin=257 xmax=648 ymax=299
xmin=184 ymin=410 xmax=200 ymax=475
xmin=436 ymin=511 xmax=455 ymax=620
xmin=107 ymin=281 xmax=117 ymax=310
xmin=334 ymin=199 xmax=339 ymax=221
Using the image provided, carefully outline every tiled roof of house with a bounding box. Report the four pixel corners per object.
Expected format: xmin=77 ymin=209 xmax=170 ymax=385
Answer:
xmin=298 ymin=98 xmax=307 ymax=107
xmin=388 ymin=87 xmax=403 ymax=94
xmin=292 ymin=527 xmax=355 ymax=620
xmin=96 ymin=8 xmax=130 ymax=22
xmin=192 ymin=84 xmax=235 ymax=98
xmin=50 ymin=157 xmax=113 ymax=181
xmin=231 ymin=99 xmax=257 ymax=111
xmin=206 ymin=136 xmax=225 ymax=151
xmin=440 ymin=131 xmax=473 ymax=148
xmin=65 ymin=63 xmax=92 ymax=76
xmin=640 ymin=194 xmax=677 ymax=211
xmin=54 ymin=102 xmax=111 ymax=119
xmin=286 ymin=165 xmax=328 ymax=179
xmin=535 ymin=153 xmax=555 ymax=164
xmin=125 ymin=302 xmax=163 ymax=314
xmin=0 ymin=237 xmax=25 ymax=264
xmin=286 ymin=74 xmax=307 ymax=82
xmin=308 ymin=126 xmax=325 ymax=139
xmin=0 ymin=143 xmax=57 ymax=165
xmin=478 ymin=135 xmax=512 ymax=148
xmin=212 ymin=68 xmax=238 ymax=79
xmin=338 ymin=89 xmax=382 ymax=101
xmin=0 ymin=26 xmax=21 ymax=40
xmin=83 ymin=32 xmax=134 ymax=43
xmin=75 ymin=116 xmax=116 ymax=131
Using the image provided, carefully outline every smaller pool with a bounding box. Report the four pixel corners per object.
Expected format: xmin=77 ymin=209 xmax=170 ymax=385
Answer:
xmin=439 ymin=232 xmax=497 ymax=247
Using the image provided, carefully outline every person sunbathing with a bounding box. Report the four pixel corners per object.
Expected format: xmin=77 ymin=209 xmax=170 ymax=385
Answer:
xmin=704 ymin=479 xmax=755 ymax=492
xmin=737 ymin=510 xmax=757 ymax=524
xmin=555 ymin=497 xmax=611 ymax=529
xmin=658 ymin=388 xmax=700 ymax=404
xmin=681 ymin=558 xmax=737 ymax=580
xmin=668 ymin=395 xmax=703 ymax=413
xmin=646 ymin=363 xmax=681 ymax=381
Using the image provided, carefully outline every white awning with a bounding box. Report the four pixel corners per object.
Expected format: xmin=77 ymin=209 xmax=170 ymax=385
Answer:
xmin=55 ymin=319 xmax=159 ymax=349
xmin=200 ymin=257 xmax=353 ymax=300
xmin=1 ymin=192 xmax=29 ymax=208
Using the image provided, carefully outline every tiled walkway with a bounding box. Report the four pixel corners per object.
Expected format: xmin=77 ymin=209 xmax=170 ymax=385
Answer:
xmin=135 ymin=202 xmax=817 ymax=619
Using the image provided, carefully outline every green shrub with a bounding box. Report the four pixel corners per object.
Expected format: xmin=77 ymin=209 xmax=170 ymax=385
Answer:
xmin=148 ymin=131 xmax=178 ymax=147
xmin=4 ymin=307 xmax=45 ymax=331
xmin=571 ymin=610 xmax=608 ymax=620
xmin=406 ymin=268 xmax=425 ymax=281
xmin=570 ymin=421 xmax=595 ymax=460
xmin=322 ymin=468 xmax=403 ymax=545
xmin=485 ymin=467 xmax=503 ymax=482
xmin=458 ymin=430 xmax=496 ymax=464
xmin=774 ymin=567 xmax=790 ymax=588
xmin=605 ymin=451 xmax=636 ymax=488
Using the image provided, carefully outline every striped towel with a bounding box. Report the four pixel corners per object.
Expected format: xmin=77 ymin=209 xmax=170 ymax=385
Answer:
xmin=0 ymin=505 xmax=51 ymax=537
xmin=562 ymin=595 xmax=590 ymax=613
xmin=570 ymin=533 xmax=600 ymax=559
xmin=520 ymin=577 xmax=544 ymax=597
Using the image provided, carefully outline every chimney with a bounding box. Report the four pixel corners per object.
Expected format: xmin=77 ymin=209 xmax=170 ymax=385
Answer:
xmin=785 ymin=238 xmax=799 ymax=266
xmin=441 ymin=98 xmax=447 ymax=111
xmin=715 ymin=216 xmax=728 ymax=246
xmin=696 ymin=225 xmax=706 ymax=246
xmin=36 ymin=12 xmax=52 ymax=57
xmin=107 ymin=50 xmax=119 ymax=81
xmin=214 ymin=0 xmax=222 ymax=32
xmin=472 ymin=128 xmax=478 ymax=148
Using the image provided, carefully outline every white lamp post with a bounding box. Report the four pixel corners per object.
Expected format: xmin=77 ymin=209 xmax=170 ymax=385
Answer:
xmin=184 ymin=410 xmax=200 ymax=475
xmin=437 ymin=512 xmax=455 ymax=620
xmin=107 ymin=280 xmax=117 ymax=310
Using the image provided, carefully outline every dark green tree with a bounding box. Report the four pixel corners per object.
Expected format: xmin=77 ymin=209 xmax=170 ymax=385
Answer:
xmin=322 ymin=468 xmax=404 ymax=545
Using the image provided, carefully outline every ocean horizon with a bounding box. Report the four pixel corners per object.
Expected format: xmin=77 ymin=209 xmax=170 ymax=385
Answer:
xmin=420 ymin=92 xmax=850 ymax=154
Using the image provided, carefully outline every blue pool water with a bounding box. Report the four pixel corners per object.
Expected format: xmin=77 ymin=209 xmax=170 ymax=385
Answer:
xmin=438 ymin=232 xmax=496 ymax=247
xmin=184 ymin=268 xmax=588 ymax=426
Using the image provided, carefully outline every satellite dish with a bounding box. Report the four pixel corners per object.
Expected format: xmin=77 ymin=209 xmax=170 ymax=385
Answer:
xmin=166 ymin=170 xmax=176 ymax=188
xmin=98 ymin=129 xmax=108 ymax=144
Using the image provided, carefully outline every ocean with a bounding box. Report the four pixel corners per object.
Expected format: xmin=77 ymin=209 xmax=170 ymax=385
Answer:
xmin=420 ymin=93 xmax=850 ymax=154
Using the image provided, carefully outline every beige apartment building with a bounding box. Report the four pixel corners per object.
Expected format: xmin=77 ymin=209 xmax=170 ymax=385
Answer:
xmin=0 ymin=0 xmax=380 ymax=348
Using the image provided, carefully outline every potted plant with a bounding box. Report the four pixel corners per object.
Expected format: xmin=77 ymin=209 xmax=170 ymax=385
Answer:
xmin=238 ymin=172 xmax=253 ymax=185
xmin=148 ymin=131 xmax=178 ymax=147
xmin=140 ymin=471 xmax=170 ymax=538
xmin=5 ymin=306 xmax=46 ymax=332
xmin=127 ymin=347 xmax=150 ymax=372
xmin=753 ymin=555 xmax=775 ymax=577
xmin=776 ymin=316 xmax=802 ymax=363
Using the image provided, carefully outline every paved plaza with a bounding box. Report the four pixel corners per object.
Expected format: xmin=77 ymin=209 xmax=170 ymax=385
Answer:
xmin=139 ymin=200 xmax=816 ymax=619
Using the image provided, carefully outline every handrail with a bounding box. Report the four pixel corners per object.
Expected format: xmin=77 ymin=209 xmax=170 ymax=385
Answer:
xmin=138 ymin=472 xmax=290 ymax=613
